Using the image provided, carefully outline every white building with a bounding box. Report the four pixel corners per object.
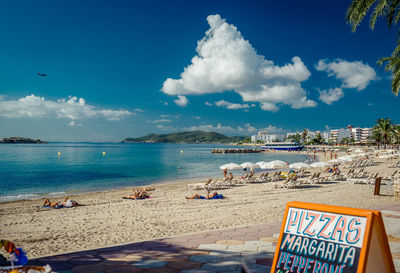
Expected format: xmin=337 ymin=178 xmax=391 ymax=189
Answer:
xmin=251 ymin=131 xmax=285 ymax=143
xmin=351 ymin=127 xmax=362 ymax=141
xmin=360 ymin=128 xmax=373 ymax=142
xmin=322 ymin=132 xmax=330 ymax=142
xmin=350 ymin=127 xmax=372 ymax=142
xmin=330 ymin=129 xmax=352 ymax=143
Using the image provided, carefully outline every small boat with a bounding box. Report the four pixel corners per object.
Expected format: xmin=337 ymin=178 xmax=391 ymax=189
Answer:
xmin=261 ymin=141 xmax=304 ymax=151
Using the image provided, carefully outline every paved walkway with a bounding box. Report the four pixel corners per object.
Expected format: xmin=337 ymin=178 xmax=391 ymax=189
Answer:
xmin=29 ymin=203 xmax=400 ymax=273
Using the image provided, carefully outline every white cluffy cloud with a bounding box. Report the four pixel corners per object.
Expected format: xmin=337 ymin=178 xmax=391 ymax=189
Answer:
xmin=215 ymin=100 xmax=249 ymax=109
xmin=0 ymin=94 xmax=131 ymax=121
xmin=316 ymin=59 xmax=376 ymax=91
xmin=174 ymin=95 xmax=188 ymax=106
xmin=319 ymin=88 xmax=344 ymax=105
xmin=161 ymin=14 xmax=316 ymax=111
xmin=68 ymin=121 xmax=82 ymax=127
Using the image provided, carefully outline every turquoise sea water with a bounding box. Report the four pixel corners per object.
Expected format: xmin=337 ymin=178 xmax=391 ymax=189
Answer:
xmin=0 ymin=143 xmax=308 ymax=202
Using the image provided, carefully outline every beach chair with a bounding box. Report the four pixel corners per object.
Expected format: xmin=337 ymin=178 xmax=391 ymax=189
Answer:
xmin=304 ymin=173 xmax=316 ymax=184
xmin=274 ymin=177 xmax=292 ymax=189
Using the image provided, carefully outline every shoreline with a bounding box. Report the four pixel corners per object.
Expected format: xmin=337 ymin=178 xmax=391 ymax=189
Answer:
xmin=1 ymin=152 xmax=399 ymax=259
xmin=1 ymin=149 xmax=399 ymax=259
xmin=0 ymin=149 xmax=311 ymax=203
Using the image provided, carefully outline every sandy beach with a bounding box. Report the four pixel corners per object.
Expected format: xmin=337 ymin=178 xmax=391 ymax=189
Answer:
xmin=0 ymin=151 xmax=399 ymax=259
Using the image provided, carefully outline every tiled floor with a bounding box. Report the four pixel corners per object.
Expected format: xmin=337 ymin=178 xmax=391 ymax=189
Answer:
xmin=27 ymin=204 xmax=400 ymax=273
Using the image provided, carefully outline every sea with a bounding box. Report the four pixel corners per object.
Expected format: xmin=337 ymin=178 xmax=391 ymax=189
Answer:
xmin=0 ymin=143 xmax=308 ymax=202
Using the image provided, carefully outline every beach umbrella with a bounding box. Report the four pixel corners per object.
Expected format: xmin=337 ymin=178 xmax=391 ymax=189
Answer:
xmin=264 ymin=160 xmax=288 ymax=169
xmin=219 ymin=163 xmax=241 ymax=170
xmin=240 ymin=162 xmax=260 ymax=169
xmin=289 ymin=162 xmax=310 ymax=169
xmin=256 ymin=161 xmax=269 ymax=166
xmin=310 ymin=162 xmax=332 ymax=168
xmin=328 ymin=159 xmax=344 ymax=164
xmin=338 ymin=156 xmax=353 ymax=162
xmin=256 ymin=161 xmax=271 ymax=169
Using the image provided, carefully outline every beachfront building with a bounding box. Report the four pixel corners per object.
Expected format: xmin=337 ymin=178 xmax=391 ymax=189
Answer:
xmin=350 ymin=127 xmax=373 ymax=142
xmin=251 ymin=131 xmax=285 ymax=143
xmin=360 ymin=128 xmax=373 ymax=142
xmin=322 ymin=132 xmax=330 ymax=142
xmin=329 ymin=129 xmax=352 ymax=143
xmin=329 ymin=127 xmax=372 ymax=143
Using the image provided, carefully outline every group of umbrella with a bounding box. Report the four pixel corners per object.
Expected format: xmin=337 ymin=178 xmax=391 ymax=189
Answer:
xmin=219 ymin=160 xmax=333 ymax=171
xmin=218 ymin=148 xmax=400 ymax=172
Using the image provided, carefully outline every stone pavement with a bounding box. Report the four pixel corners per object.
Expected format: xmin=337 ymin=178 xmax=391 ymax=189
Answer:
xmin=29 ymin=203 xmax=400 ymax=273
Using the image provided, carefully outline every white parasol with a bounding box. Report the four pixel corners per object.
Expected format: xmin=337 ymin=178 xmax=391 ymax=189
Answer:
xmin=219 ymin=163 xmax=242 ymax=170
xmin=289 ymin=162 xmax=310 ymax=169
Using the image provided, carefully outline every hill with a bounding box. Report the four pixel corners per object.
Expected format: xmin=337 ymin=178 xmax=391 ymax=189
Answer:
xmin=0 ymin=137 xmax=47 ymax=144
xmin=122 ymin=131 xmax=246 ymax=143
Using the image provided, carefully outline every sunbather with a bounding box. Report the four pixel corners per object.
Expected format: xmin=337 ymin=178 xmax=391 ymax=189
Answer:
xmin=133 ymin=186 xmax=155 ymax=192
xmin=122 ymin=189 xmax=151 ymax=199
xmin=186 ymin=192 xmax=224 ymax=199
xmin=43 ymin=196 xmax=79 ymax=208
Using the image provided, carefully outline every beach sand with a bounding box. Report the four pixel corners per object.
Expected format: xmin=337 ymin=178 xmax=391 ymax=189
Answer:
xmin=0 ymin=153 xmax=399 ymax=259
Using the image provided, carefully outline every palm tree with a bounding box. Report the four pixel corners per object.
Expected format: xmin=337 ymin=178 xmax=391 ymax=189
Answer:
xmin=373 ymin=118 xmax=394 ymax=148
xmin=346 ymin=0 xmax=400 ymax=95
xmin=392 ymin=125 xmax=400 ymax=146
xmin=301 ymin=129 xmax=308 ymax=144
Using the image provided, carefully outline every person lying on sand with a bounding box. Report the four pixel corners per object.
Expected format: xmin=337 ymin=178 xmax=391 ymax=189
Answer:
xmin=43 ymin=197 xmax=80 ymax=208
xmin=122 ymin=189 xmax=151 ymax=199
xmin=133 ymin=187 xmax=155 ymax=192
xmin=186 ymin=192 xmax=224 ymax=199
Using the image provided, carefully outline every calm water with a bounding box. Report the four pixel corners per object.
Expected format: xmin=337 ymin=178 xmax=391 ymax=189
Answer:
xmin=0 ymin=143 xmax=307 ymax=201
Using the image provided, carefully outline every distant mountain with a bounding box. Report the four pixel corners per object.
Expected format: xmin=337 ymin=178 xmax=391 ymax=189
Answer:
xmin=0 ymin=137 xmax=47 ymax=144
xmin=122 ymin=131 xmax=246 ymax=143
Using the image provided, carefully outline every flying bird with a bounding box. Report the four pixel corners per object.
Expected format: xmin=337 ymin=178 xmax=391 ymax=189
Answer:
xmin=37 ymin=73 xmax=47 ymax=77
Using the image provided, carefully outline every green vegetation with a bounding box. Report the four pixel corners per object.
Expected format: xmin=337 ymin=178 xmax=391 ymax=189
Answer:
xmin=286 ymin=133 xmax=301 ymax=143
xmin=122 ymin=130 xmax=246 ymax=143
xmin=346 ymin=0 xmax=400 ymax=95
xmin=372 ymin=117 xmax=398 ymax=148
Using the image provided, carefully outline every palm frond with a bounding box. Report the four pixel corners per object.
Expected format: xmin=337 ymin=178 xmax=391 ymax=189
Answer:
xmin=370 ymin=0 xmax=390 ymax=29
xmin=347 ymin=0 xmax=378 ymax=31
xmin=391 ymin=0 xmax=400 ymax=25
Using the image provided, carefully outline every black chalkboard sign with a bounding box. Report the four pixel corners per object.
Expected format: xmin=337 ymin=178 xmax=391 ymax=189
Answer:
xmin=271 ymin=202 xmax=395 ymax=273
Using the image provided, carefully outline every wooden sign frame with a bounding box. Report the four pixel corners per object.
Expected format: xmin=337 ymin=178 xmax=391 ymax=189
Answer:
xmin=270 ymin=201 xmax=395 ymax=273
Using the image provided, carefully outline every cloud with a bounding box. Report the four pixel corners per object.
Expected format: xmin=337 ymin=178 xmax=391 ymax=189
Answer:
xmin=174 ymin=95 xmax=188 ymax=106
xmin=316 ymin=59 xmax=376 ymax=91
xmin=161 ymin=14 xmax=316 ymax=111
xmin=215 ymin=100 xmax=249 ymax=109
xmin=68 ymin=121 xmax=82 ymax=127
xmin=319 ymin=88 xmax=344 ymax=105
xmin=0 ymin=94 xmax=132 ymax=121
xmin=150 ymin=119 xmax=172 ymax=123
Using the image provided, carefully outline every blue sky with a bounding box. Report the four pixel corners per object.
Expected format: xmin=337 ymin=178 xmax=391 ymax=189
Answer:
xmin=0 ymin=0 xmax=399 ymax=141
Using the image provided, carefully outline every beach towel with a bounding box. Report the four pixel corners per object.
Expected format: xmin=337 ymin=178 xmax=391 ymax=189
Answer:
xmin=42 ymin=203 xmax=63 ymax=209
xmin=194 ymin=194 xmax=224 ymax=199
xmin=122 ymin=196 xmax=153 ymax=200
xmin=209 ymin=194 xmax=224 ymax=199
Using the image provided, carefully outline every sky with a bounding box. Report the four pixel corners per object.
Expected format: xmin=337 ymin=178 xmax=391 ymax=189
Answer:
xmin=0 ymin=0 xmax=399 ymax=142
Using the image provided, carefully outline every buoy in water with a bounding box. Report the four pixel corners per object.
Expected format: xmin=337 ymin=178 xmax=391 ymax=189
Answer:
xmin=180 ymin=150 xmax=184 ymax=153
xmin=103 ymin=152 xmax=106 ymax=156
xmin=57 ymin=152 xmax=61 ymax=156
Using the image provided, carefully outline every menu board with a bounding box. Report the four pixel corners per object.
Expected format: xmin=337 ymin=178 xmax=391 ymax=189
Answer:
xmin=271 ymin=202 xmax=395 ymax=273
